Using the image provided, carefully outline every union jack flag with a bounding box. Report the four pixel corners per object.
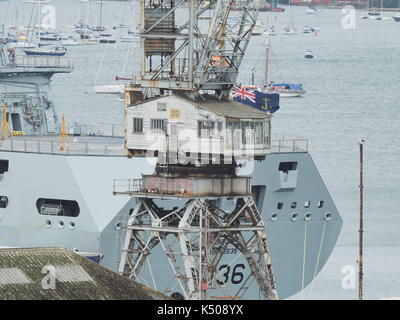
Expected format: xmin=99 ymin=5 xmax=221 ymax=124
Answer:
xmin=231 ymin=85 xmax=256 ymax=104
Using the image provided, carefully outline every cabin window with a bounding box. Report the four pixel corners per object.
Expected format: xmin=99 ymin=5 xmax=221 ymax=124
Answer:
xmin=133 ymin=118 xmax=143 ymax=133
xmin=198 ymin=121 xmax=222 ymax=138
xmin=291 ymin=201 xmax=297 ymax=209
xmin=304 ymin=201 xmax=310 ymax=208
xmin=36 ymin=199 xmax=80 ymax=217
xmin=0 ymin=160 xmax=9 ymax=174
xmin=279 ymin=162 xmax=298 ymax=173
xmin=150 ymin=119 xmax=166 ymax=132
xmin=242 ymin=121 xmax=255 ymax=144
xmin=264 ymin=121 xmax=271 ymax=145
xmin=277 ymin=202 xmax=283 ymax=210
xmin=254 ymin=122 xmax=264 ymax=144
xmin=226 ymin=120 xmax=270 ymax=146
xmin=317 ymin=201 xmax=324 ymax=208
xmin=0 ymin=196 xmax=8 ymax=208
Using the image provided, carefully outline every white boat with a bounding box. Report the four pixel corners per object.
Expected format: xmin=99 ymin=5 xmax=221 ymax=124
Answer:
xmin=304 ymin=49 xmax=314 ymax=59
xmin=120 ymin=36 xmax=135 ymax=42
xmin=11 ymin=42 xmax=36 ymax=49
xmin=283 ymin=0 xmax=297 ymax=35
xmin=252 ymin=20 xmax=265 ymax=36
xmin=61 ymin=39 xmax=81 ymax=47
xmin=283 ymin=26 xmax=297 ymax=35
xmin=84 ymin=37 xmax=100 ymax=45
xmin=94 ymin=85 xmax=125 ymax=94
xmin=23 ymin=0 xmax=52 ymax=3
xmin=266 ymin=26 xmax=277 ymax=36
xmin=305 ymin=6 xmax=317 ymax=14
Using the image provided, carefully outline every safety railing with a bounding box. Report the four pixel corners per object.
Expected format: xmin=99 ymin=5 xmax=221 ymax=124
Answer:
xmin=0 ymin=137 xmax=125 ymax=156
xmin=13 ymin=56 xmax=73 ymax=69
xmin=68 ymin=123 xmax=124 ymax=138
xmin=270 ymin=134 xmax=308 ymax=153
xmin=0 ymin=134 xmax=307 ymax=156
xmin=113 ymin=179 xmax=144 ymax=195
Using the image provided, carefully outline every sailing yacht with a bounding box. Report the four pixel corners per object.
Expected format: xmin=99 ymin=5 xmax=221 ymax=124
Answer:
xmin=283 ymin=0 xmax=297 ymax=35
xmin=263 ymin=36 xmax=305 ymax=97
xmin=373 ymin=0 xmax=391 ymax=20
xmin=305 ymin=6 xmax=317 ymax=14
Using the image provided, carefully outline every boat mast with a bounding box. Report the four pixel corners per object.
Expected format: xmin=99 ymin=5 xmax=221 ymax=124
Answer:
xmin=37 ymin=1 xmax=41 ymax=45
xmin=264 ymin=35 xmax=269 ymax=85
xmin=99 ymin=0 xmax=103 ymax=30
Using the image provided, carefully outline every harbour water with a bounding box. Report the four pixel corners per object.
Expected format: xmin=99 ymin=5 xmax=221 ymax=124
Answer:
xmin=1 ymin=0 xmax=400 ymax=299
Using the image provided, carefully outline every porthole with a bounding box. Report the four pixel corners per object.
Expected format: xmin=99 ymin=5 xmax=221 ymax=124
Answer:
xmin=115 ymin=222 xmax=122 ymax=230
xmin=271 ymin=212 xmax=278 ymax=221
xmin=45 ymin=220 xmax=51 ymax=228
xmin=69 ymin=221 xmax=76 ymax=230
xmin=305 ymin=213 xmax=312 ymax=221
xmin=58 ymin=221 xmax=65 ymax=229
xmin=291 ymin=213 xmax=299 ymax=221
xmin=325 ymin=213 xmax=332 ymax=221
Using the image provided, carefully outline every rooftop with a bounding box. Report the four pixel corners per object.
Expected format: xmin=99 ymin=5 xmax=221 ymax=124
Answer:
xmin=192 ymin=94 xmax=272 ymax=120
xmin=0 ymin=247 xmax=168 ymax=300
xmin=130 ymin=94 xmax=272 ymax=120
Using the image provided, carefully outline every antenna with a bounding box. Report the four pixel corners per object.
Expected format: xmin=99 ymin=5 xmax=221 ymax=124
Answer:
xmin=264 ymin=35 xmax=269 ymax=85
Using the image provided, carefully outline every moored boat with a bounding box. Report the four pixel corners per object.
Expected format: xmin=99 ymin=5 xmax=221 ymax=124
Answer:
xmin=305 ymin=49 xmax=314 ymax=59
xmin=23 ymin=46 xmax=67 ymax=56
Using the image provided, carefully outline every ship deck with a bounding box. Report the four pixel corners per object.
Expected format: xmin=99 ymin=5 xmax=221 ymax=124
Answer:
xmin=0 ymin=133 xmax=308 ymax=157
xmin=0 ymin=135 xmax=126 ymax=157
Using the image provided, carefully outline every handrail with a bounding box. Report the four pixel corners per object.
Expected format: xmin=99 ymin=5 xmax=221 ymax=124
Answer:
xmin=0 ymin=134 xmax=307 ymax=156
xmin=0 ymin=56 xmax=73 ymax=69
xmin=0 ymin=137 xmax=125 ymax=156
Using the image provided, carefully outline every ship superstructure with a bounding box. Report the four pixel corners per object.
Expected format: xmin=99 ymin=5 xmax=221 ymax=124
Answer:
xmin=0 ymin=0 xmax=342 ymax=300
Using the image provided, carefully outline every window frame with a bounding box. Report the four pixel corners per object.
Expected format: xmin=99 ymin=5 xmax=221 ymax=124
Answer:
xmin=132 ymin=117 xmax=143 ymax=133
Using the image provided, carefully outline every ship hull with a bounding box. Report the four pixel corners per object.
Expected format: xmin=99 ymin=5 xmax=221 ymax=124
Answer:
xmin=0 ymin=148 xmax=341 ymax=299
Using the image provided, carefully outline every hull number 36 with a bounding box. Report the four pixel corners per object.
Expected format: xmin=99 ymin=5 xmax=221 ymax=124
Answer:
xmin=216 ymin=264 xmax=245 ymax=285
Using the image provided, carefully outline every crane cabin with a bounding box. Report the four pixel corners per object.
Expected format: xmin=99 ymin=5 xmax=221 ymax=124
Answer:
xmin=124 ymin=94 xmax=272 ymax=164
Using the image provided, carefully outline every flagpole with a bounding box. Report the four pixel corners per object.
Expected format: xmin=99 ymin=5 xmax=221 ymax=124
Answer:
xmin=358 ymin=138 xmax=365 ymax=300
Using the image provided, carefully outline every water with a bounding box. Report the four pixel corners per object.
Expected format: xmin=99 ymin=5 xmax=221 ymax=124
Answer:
xmin=2 ymin=0 xmax=400 ymax=299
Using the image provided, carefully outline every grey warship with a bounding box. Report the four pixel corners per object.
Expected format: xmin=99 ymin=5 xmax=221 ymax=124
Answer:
xmin=0 ymin=0 xmax=342 ymax=299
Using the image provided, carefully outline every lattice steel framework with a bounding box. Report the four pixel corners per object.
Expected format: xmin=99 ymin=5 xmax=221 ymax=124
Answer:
xmin=136 ymin=0 xmax=261 ymax=98
xmin=118 ymin=196 xmax=278 ymax=300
